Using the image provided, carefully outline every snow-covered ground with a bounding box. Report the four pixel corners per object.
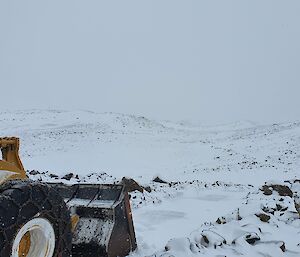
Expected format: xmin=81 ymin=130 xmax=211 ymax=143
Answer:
xmin=1 ymin=109 xmax=300 ymax=256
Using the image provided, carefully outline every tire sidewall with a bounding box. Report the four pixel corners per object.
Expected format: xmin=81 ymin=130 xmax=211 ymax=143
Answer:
xmin=0 ymin=180 xmax=72 ymax=257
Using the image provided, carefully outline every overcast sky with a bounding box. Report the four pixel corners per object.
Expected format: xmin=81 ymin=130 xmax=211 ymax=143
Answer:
xmin=0 ymin=1 xmax=299 ymax=123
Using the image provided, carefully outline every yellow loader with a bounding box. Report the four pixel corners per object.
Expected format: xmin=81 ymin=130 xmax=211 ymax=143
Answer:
xmin=0 ymin=137 xmax=137 ymax=257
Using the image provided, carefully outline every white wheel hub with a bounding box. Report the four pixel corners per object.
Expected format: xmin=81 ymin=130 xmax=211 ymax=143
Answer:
xmin=11 ymin=217 xmax=56 ymax=257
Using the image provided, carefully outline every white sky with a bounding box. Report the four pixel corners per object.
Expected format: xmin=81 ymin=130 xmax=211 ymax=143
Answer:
xmin=0 ymin=1 xmax=299 ymax=123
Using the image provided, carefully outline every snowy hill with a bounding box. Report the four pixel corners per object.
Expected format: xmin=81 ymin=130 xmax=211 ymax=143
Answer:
xmin=1 ymin=109 xmax=300 ymax=256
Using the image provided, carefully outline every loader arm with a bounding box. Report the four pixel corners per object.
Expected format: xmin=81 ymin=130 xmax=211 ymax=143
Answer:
xmin=0 ymin=137 xmax=27 ymax=183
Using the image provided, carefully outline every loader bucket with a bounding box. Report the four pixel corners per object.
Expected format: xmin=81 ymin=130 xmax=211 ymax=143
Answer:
xmin=50 ymin=183 xmax=137 ymax=257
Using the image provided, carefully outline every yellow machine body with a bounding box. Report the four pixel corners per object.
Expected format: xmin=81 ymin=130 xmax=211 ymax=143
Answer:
xmin=0 ymin=137 xmax=27 ymax=184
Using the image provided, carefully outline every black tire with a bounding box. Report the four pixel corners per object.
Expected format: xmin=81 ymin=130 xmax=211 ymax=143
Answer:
xmin=0 ymin=180 xmax=72 ymax=257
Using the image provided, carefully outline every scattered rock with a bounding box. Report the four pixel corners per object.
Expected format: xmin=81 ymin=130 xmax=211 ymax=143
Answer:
xmin=216 ymin=217 xmax=226 ymax=224
xmin=261 ymin=185 xmax=273 ymax=195
xmin=143 ymin=186 xmax=152 ymax=193
xmin=271 ymin=184 xmax=293 ymax=197
xmin=245 ymin=233 xmax=260 ymax=245
xmin=255 ymin=213 xmax=271 ymax=222
xmin=294 ymin=200 xmax=300 ymax=216
xmin=280 ymin=242 xmax=286 ymax=252
xmin=153 ymin=176 xmax=168 ymax=184
xmin=200 ymin=231 xmax=226 ymax=248
xmin=261 ymin=184 xmax=293 ymax=197
xmin=61 ymin=173 xmax=74 ymax=180
xmin=276 ymin=204 xmax=283 ymax=211
xmin=29 ymin=170 xmax=40 ymax=175
xmin=49 ymin=173 xmax=59 ymax=179
xmin=202 ymin=235 xmax=209 ymax=245
xmin=122 ymin=177 xmax=144 ymax=193
xmin=262 ymin=206 xmax=275 ymax=215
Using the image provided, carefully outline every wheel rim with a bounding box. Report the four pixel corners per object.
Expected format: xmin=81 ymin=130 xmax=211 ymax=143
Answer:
xmin=11 ymin=217 xmax=56 ymax=257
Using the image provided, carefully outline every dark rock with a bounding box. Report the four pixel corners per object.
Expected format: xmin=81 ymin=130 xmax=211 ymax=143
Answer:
xmin=122 ymin=177 xmax=144 ymax=193
xmin=237 ymin=208 xmax=242 ymax=220
xmin=216 ymin=217 xmax=226 ymax=224
xmin=202 ymin=235 xmax=209 ymax=244
xmin=245 ymin=233 xmax=260 ymax=245
xmin=271 ymin=185 xmax=293 ymax=197
xmin=29 ymin=170 xmax=40 ymax=175
xmin=49 ymin=173 xmax=59 ymax=179
xmin=153 ymin=176 xmax=168 ymax=184
xmin=261 ymin=185 xmax=273 ymax=195
xmin=261 ymin=184 xmax=293 ymax=198
xmin=262 ymin=206 xmax=275 ymax=215
xmin=255 ymin=213 xmax=271 ymax=222
xmin=294 ymin=200 xmax=300 ymax=216
xmin=143 ymin=186 xmax=152 ymax=193
xmin=61 ymin=173 xmax=74 ymax=180
xmin=280 ymin=242 xmax=286 ymax=252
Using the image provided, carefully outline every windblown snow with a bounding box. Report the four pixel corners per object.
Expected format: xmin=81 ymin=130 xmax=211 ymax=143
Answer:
xmin=1 ymin=109 xmax=300 ymax=257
